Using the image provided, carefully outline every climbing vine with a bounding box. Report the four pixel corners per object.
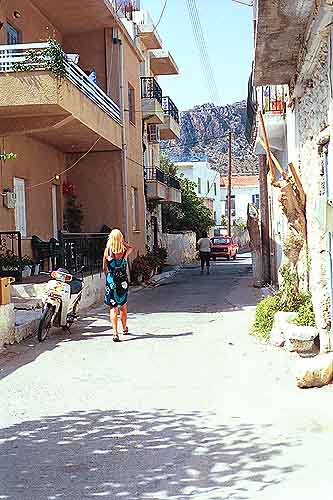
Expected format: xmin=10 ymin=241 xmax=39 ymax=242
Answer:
xmin=13 ymin=38 xmax=67 ymax=79
xmin=0 ymin=153 xmax=16 ymax=161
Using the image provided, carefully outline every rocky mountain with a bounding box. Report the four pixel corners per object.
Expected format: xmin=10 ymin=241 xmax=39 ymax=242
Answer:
xmin=162 ymin=101 xmax=258 ymax=176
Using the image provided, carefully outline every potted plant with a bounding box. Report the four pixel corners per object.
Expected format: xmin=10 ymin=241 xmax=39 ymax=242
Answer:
xmin=21 ymin=255 xmax=34 ymax=278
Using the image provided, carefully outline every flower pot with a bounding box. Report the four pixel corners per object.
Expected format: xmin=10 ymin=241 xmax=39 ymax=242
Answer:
xmin=22 ymin=266 xmax=32 ymax=279
xmin=33 ymin=263 xmax=40 ymax=276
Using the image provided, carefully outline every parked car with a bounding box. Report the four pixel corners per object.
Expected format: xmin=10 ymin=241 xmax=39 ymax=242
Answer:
xmin=210 ymin=236 xmax=239 ymax=261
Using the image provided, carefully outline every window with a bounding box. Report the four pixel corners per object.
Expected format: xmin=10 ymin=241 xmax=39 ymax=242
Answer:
xmin=6 ymin=23 xmax=20 ymax=45
xmin=252 ymin=193 xmax=260 ymax=208
xmin=197 ymin=177 xmax=201 ymax=194
xmin=14 ymin=177 xmax=27 ymax=237
xmin=128 ymin=84 xmax=135 ymax=124
xmin=131 ymin=187 xmax=139 ymax=231
xmin=214 ymin=182 xmax=217 ymax=196
xmin=225 ymin=195 xmax=236 ymax=217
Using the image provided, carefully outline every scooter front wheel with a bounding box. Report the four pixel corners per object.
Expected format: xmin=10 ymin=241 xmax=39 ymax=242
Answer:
xmin=38 ymin=304 xmax=54 ymax=342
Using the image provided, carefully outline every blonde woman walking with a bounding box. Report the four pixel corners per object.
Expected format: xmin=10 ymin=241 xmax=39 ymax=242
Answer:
xmin=103 ymin=229 xmax=134 ymax=342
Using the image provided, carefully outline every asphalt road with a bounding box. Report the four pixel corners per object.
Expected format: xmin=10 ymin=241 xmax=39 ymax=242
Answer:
xmin=1 ymin=255 xmax=333 ymax=500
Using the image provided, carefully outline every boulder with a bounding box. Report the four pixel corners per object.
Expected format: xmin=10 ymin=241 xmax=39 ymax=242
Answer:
xmin=285 ymin=325 xmax=318 ymax=354
xmin=294 ymin=354 xmax=333 ymax=388
xmin=270 ymin=311 xmax=298 ymax=347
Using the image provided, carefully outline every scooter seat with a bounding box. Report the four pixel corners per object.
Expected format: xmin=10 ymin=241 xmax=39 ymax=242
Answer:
xmin=70 ymin=278 xmax=83 ymax=295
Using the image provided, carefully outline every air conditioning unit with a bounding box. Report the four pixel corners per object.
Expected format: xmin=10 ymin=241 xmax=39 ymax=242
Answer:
xmin=4 ymin=191 xmax=16 ymax=209
xmin=147 ymin=124 xmax=160 ymax=143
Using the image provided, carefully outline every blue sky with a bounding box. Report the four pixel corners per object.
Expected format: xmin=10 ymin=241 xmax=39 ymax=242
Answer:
xmin=141 ymin=0 xmax=253 ymax=110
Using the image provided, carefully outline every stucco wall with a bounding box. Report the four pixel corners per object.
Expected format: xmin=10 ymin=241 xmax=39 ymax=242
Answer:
xmin=0 ymin=136 xmax=64 ymax=254
xmin=162 ymin=232 xmax=196 ymax=265
xmin=296 ymin=39 xmax=331 ymax=332
xmin=0 ymin=0 xmax=62 ymax=44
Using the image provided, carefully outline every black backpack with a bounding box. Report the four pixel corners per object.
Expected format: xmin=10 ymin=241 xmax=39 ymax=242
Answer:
xmin=113 ymin=254 xmax=129 ymax=295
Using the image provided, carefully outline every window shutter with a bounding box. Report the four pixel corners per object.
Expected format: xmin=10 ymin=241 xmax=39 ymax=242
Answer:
xmin=14 ymin=178 xmax=27 ymax=237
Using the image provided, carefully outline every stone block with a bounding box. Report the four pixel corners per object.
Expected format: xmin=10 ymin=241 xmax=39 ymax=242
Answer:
xmin=270 ymin=311 xmax=298 ymax=347
xmin=294 ymin=354 xmax=333 ymax=388
xmin=285 ymin=325 xmax=318 ymax=354
xmin=0 ymin=303 xmax=15 ymax=347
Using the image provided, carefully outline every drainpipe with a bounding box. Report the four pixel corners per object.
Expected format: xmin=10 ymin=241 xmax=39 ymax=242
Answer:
xmin=118 ymin=38 xmax=129 ymax=241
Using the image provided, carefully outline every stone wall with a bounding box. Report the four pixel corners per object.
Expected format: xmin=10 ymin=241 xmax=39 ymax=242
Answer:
xmin=296 ymin=38 xmax=332 ymax=339
xmin=162 ymin=232 xmax=196 ymax=265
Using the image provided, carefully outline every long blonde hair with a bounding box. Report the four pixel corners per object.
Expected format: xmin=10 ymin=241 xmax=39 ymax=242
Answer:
xmin=106 ymin=229 xmax=125 ymax=255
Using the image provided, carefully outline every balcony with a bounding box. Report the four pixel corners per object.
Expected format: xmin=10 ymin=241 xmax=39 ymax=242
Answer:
xmin=133 ymin=10 xmax=163 ymax=49
xmin=160 ymin=97 xmax=181 ymax=140
xmin=150 ymin=50 xmax=179 ymax=76
xmin=145 ymin=167 xmax=168 ymax=200
xmin=145 ymin=168 xmax=181 ymax=203
xmin=0 ymin=43 xmax=122 ymax=152
xmin=141 ymin=77 xmax=164 ymax=124
xmin=254 ymin=85 xmax=288 ymax=155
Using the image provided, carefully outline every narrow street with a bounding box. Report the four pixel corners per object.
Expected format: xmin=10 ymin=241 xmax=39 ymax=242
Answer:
xmin=1 ymin=256 xmax=333 ymax=499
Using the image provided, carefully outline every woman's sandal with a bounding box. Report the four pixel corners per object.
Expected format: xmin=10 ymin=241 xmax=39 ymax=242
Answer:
xmin=123 ymin=327 xmax=129 ymax=335
xmin=113 ymin=334 xmax=120 ymax=342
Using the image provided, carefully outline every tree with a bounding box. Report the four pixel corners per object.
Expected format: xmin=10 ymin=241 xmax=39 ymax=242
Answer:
xmin=162 ymin=176 xmax=215 ymax=236
xmin=159 ymin=152 xmax=178 ymax=176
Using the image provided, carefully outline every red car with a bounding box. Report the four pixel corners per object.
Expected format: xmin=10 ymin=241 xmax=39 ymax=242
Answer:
xmin=210 ymin=236 xmax=239 ymax=261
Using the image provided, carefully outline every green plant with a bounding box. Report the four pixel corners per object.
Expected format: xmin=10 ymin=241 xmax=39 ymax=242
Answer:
xmin=0 ymin=152 xmax=16 ymax=161
xmin=233 ymin=217 xmax=247 ymax=230
xmin=64 ymin=194 xmax=83 ymax=233
xmin=131 ymin=255 xmax=154 ymax=284
xmin=278 ymin=263 xmax=300 ymax=311
xmin=146 ymin=199 xmax=159 ymax=213
xmin=0 ymin=252 xmax=33 ymax=270
xmin=159 ymin=153 xmax=178 ymax=176
xmin=252 ymin=295 xmax=281 ymax=339
xmin=162 ymin=177 xmax=215 ymax=236
xmin=153 ymin=246 xmax=168 ymax=266
xmin=220 ymin=214 xmax=227 ymax=226
xmin=13 ymin=37 xmax=67 ymax=79
xmin=290 ymin=293 xmax=316 ymax=327
xmin=21 ymin=255 xmax=34 ymax=268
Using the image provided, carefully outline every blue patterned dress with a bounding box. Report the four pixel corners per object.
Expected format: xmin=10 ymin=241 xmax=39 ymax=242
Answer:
xmin=104 ymin=256 xmax=128 ymax=308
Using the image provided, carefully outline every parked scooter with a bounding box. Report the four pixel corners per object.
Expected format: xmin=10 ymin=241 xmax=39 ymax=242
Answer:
xmin=38 ymin=267 xmax=84 ymax=342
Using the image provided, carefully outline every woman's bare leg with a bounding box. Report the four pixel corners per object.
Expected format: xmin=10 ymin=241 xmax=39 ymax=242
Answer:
xmin=120 ymin=304 xmax=128 ymax=333
xmin=110 ymin=307 xmax=119 ymax=337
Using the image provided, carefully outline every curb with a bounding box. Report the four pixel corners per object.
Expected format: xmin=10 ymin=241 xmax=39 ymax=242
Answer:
xmin=131 ymin=266 xmax=181 ymax=294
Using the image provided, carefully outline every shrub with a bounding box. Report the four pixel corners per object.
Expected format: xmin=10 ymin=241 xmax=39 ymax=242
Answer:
xmin=253 ymin=295 xmax=281 ymax=339
xmin=131 ymin=255 xmax=154 ymax=284
xmin=291 ymin=294 xmax=316 ymax=327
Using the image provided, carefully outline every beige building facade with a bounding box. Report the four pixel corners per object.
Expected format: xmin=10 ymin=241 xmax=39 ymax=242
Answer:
xmin=0 ymin=0 xmax=146 ymax=261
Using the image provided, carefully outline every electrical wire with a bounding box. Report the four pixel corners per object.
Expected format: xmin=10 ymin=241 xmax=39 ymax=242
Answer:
xmin=231 ymin=0 xmax=253 ymax=7
xmin=185 ymin=0 xmax=220 ymax=104
xmin=26 ymin=137 xmax=101 ymax=191
xmin=153 ymin=0 xmax=168 ymax=32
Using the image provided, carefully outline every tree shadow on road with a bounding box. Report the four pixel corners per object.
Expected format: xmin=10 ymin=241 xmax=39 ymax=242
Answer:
xmin=0 ymin=409 xmax=301 ymax=500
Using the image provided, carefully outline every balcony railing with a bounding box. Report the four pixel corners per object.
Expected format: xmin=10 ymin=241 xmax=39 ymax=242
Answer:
xmin=145 ymin=168 xmax=181 ymax=190
xmin=167 ymin=175 xmax=181 ymax=190
xmin=0 ymin=43 xmax=121 ymax=123
xmin=145 ymin=167 xmax=166 ymax=183
xmin=141 ymin=77 xmax=163 ymax=105
xmin=258 ymin=85 xmax=287 ymax=114
xmin=59 ymin=232 xmax=108 ymax=275
xmin=162 ymin=96 xmax=180 ymax=123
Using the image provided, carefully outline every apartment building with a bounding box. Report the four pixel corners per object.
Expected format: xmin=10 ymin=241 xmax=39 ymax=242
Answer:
xmin=176 ymin=160 xmax=221 ymax=225
xmin=120 ymin=6 xmax=182 ymax=249
xmin=0 ymin=0 xmax=146 ymax=259
xmin=248 ymin=0 xmax=333 ymax=348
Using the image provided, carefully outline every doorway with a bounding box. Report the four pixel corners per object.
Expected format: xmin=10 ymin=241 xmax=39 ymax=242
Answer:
xmin=151 ymin=216 xmax=158 ymax=248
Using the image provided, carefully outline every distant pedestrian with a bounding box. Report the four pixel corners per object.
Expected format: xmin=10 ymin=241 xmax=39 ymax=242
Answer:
xmin=197 ymin=231 xmax=212 ymax=275
xmin=103 ymin=229 xmax=134 ymax=342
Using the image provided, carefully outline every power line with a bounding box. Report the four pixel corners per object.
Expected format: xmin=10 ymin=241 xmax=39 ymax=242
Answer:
xmin=153 ymin=0 xmax=168 ymax=32
xmin=185 ymin=0 xmax=220 ymax=104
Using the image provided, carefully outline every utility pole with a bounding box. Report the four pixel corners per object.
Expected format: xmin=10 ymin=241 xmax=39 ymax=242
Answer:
xmin=227 ymin=131 xmax=232 ymax=237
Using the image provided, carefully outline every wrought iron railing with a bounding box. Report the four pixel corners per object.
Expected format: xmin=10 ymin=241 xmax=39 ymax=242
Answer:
xmin=141 ymin=77 xmax=163 ymax=105
xmin=145 ymin=167 xmax=166 ymax=184
xmin=0 ymin=231 xmax=22 ymax=281
xmin=257 ymin=85 xmax=287 ymax=114
xmin=162 ymin=96 xmax=180 ymax=123
xmin=245 ymin=71 xmax=257 ymax=144
xmin=59 ymin=232 xmax=108 ymax=275
xmin=167 ymin=175 xmax=181 ymax=190
xmin=0 ymin=42 xmax=121 ymax=123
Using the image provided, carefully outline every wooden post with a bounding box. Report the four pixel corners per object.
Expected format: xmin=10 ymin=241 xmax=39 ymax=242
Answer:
xmin=259 ymin=154 xmax=271 ymax=284
xmin=228 ymin=131 xmax=232 ymax=237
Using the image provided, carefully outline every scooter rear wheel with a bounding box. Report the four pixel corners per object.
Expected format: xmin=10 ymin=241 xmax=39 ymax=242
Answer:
xmin=38 ymin=304 xmax=54 ymax=342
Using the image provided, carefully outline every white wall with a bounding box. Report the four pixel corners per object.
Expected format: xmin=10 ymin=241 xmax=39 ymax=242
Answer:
xmin=161 ymin=231 xmax=196 ymax=265
xmin=220 ymin=185 xmax=260 ymax=221
xmin=176 ymin=161 xmax=222 ymax=224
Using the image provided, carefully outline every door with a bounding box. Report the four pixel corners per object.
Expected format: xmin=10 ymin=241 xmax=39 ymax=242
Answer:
xmin=6 ymin=23 xmax=20 ymax=45
xmin=152 ymin=216 xmax=158 ymax=248
xmin=14 ymin=178 xmax=27 ymax=238
xmin=52 ymin=185 xmax=58 ymax=239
